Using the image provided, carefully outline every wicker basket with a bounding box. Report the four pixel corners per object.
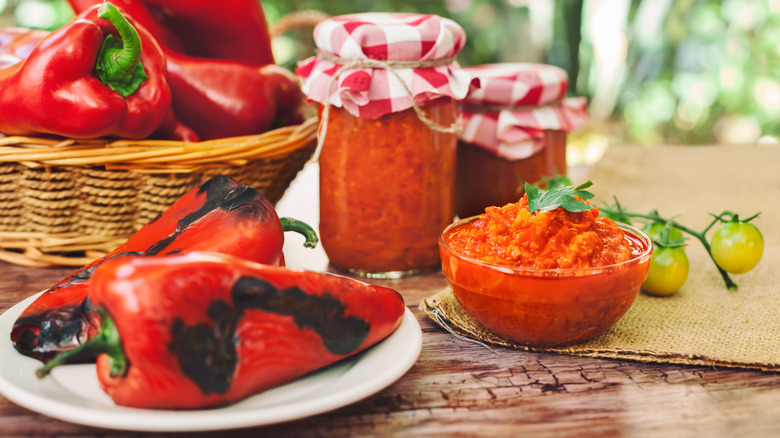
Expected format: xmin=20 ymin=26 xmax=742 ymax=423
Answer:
xmin=0 ymin=10 xmax=332 ymax=267
xmin=0 ymin=118 xmax=317 ymax=267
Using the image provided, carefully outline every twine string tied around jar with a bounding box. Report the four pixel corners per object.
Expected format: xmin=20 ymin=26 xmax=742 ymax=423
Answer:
xmin=313 ymin=51 xmax=463 ymax=161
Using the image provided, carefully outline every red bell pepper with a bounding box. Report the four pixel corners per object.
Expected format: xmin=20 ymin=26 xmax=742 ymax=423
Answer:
xmin=11 ymin=175 xmax=317 ymax=362
xmin=164 ymin=58 xmax=305 ymax=140
xmin=136 ymin=0 xmax=275 ymax=65
xmin=0 ymin=3 xmax=172 ymax=139
xmin=68 ymin=0 xmax=305 ymax=140
xmin=36 ymin=252 xmax=405 ymax=409
xmin=68 ymin=0 xmax=184 ymax=53
xmin=0 ymin=25 xmax=197 ymax=142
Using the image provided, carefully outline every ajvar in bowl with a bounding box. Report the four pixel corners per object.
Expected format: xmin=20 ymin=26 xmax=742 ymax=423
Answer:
xmin=439 ymin=198 xmax=652 ymax=347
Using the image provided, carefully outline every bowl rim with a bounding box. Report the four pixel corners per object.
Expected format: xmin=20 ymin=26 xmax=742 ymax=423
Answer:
xmin=439 ymin=215 xmax=653 ymax=276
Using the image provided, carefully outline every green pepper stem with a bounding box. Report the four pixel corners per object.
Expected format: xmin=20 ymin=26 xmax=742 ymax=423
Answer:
xmin=95 ymin=2 xmax=148 ymax=97
xmin=36 ymin=309 xmax=127 ymax=379
xmin=280 ymin=217 xmax=319 ymax=249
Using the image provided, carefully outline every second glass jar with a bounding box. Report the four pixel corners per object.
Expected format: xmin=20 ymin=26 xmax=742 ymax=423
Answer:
xmin=454 ymin=63 xmax=588 ymax=218
xmin=455 ymin=130 xmax=568 ymax=219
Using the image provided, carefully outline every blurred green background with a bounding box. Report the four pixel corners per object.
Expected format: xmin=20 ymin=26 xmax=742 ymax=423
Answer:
xmin=3 ymin=0 xmax=780 ymax=162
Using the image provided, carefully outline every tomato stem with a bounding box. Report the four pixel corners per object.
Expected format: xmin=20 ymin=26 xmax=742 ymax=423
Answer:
xmin=599 ymin=205 xmax=739 ymax=291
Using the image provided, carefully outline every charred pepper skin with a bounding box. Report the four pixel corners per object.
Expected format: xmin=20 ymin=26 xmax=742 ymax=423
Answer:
xmin=11 ymin=176 xmax=318 ymax=362
xmin=38 ymin=252 xmax=405 ymax=410
xmin=0 ymin=3 xmax=172 ymax=139
xmin=68 ymin=0 xmax=305 ymax=140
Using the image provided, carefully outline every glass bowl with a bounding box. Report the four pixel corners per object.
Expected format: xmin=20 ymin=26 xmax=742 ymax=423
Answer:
xmin=439 ymin=217 xmax=653 ymax=347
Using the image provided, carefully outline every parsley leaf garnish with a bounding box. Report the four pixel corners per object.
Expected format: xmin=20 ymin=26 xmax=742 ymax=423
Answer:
xmin=525 ymin=180 xmax=595 ymax=213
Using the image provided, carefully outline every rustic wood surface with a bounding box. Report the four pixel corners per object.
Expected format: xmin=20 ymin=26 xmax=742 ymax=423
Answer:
xmin=1 ymin=159 xmax=779 ymax=437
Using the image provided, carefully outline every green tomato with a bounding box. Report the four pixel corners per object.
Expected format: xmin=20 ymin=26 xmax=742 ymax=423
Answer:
xmin=642 ymin=246 xmax=689 ymax=296
xmin=710 ymin=221 xmax=764 ymax=274
xmin=643 ymin=222 xmax=683 ymax=242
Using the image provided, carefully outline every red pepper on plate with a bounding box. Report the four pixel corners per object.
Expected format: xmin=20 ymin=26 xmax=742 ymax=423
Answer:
xmin=36 ymin=252 xmax=405 ymax=409
xmin=0 ymin=3 xmax=172 ymax=139
xmin=11 ymin=175 xmax=318 ymax=362
xmin=68 ymin=0 xmax=305 ymax=140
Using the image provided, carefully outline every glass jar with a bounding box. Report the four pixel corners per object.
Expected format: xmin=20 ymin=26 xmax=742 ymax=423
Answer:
xmin=296 ymin=13 xmax=473 ymax=278
xmin=320 ymin=102 xmax=458 ymax=277
xmin=456 ymin=130 xmax=567 ymax=218
xmin=455 ymin=63 xmax=588 ymax=219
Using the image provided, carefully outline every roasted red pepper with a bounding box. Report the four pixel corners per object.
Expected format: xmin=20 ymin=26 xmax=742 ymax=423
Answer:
xmin=68 ymin=0 xmax=304 ymax=140
xmin=11 ymin=176 xmax=317 ymax=362
xmin=36 ymin=252 xmax=405 ymax=409
xmin=0 ymin=3 xmax=172 ymax=139
xmin=136 ymin=0 xmax=275 ymax=65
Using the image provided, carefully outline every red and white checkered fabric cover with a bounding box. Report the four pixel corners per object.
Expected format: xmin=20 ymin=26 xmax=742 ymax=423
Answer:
xmin=459 ymin=63 xmax=589 ymax=160
xmin=296 ymin=13 xmax=474 ymax=120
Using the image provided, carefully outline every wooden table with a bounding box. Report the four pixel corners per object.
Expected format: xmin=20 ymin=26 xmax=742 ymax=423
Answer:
xmin=2 ymin=152 xmax=779 ymax=437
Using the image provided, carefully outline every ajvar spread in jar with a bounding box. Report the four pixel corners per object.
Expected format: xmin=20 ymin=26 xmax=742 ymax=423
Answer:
xmin=296 ymin=13 xmax=475 ymax=277
xmin=318 ymin=102 xmax=458 ymax=275
xmin=456 ymin=64 xmax=589 ymax=219
xmin=445 ymin=195 xmax=640 ymax=269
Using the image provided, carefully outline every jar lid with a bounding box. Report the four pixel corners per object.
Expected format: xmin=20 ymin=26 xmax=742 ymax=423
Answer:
xmin=459 ymin=63 xmax=588 ymax=160
xmin=296 ymin=13 xmax=474 ymax=120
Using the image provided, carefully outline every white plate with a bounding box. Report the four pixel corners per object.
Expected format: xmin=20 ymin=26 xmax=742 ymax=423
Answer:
xmin=0 ymin=293 xmax=422 ymax=432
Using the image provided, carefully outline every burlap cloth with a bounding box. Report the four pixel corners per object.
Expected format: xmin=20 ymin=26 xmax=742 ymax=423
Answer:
xmin=421 ymin=144 xmax=780 ymax=372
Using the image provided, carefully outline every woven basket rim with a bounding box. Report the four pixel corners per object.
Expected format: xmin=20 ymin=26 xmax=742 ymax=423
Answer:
xmin=0 ymin=117 xmax=317 ymax=172
xmin=0 ymin=116 xmax=318 ymax=266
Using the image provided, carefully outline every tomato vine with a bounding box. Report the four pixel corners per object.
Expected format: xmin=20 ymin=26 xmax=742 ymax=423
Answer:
xmin=600 ymin=198 xmax=761 ymax=291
